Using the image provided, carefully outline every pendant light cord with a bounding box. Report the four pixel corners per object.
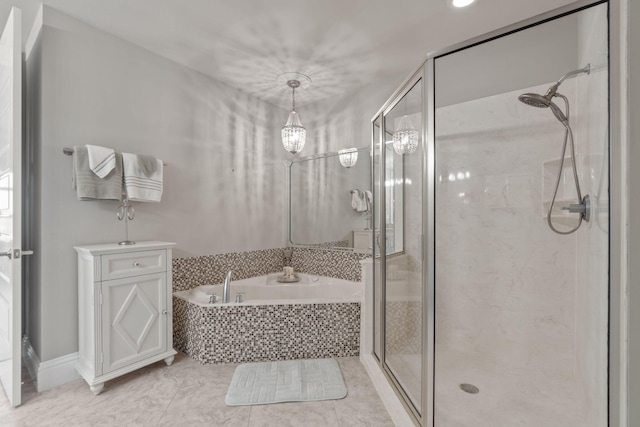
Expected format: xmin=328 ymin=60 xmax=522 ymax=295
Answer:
xmin=292 ymin=87 xmax=296 ymax=112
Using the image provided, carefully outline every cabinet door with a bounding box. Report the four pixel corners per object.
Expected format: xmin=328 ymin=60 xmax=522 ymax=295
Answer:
xmin=101 ymin=273 xmax=166 ymax=374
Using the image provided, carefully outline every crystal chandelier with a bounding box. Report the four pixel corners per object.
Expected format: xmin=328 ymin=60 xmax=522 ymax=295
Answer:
xmin=392 ymin=115 xmax=419 ymax=155
xmin=282 ymin=79 xmax=306 ymax=154
xmin=338 ymin=148 xmax=358 ymax=168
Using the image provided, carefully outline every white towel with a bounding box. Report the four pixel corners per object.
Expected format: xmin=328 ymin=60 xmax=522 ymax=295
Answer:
xmin=122 ymin=153 xmax=163 ymax=202
xmin=364 ymin=190 xmax=373 ymax=212
xmin=351 ymin=190 xmax=359 ymax=210
xmin=351 ymin=190 xmax=367 ymax=212
xmin=86 ymin=145 xmax=116 ymax=178
xmin=72 ymin=146 xmax=123 ymax=200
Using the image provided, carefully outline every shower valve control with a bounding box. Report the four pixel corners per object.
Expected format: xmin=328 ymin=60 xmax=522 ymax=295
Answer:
xmin=561 ymin=195 xmax=591 ymax=222
xmin=562 ymin=204 xmax=585 ymax=213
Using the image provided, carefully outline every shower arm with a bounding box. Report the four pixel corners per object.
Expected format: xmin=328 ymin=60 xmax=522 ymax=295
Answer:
xmin=546 ymin=64 xmax=591 ymax=98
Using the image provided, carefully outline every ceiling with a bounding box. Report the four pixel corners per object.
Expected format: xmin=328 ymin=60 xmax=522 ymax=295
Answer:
xmin=31 ymin=0 xmax=578 ymax=109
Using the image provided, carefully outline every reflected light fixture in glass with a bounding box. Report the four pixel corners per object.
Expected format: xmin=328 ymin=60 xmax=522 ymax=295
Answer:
xmin=392 ymin=115 xmax=419 ymax=155
xmin=282 ymin=79 xmax=306 ymax=154
xmin=338 ymin=148 xmax=358 ymax=168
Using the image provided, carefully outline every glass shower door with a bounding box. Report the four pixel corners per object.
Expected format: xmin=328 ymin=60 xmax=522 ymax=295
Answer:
xmin=381 ymin=77 xmax=424 ymax=416
xmin=432 ymin=3 xmax=609 ymax=426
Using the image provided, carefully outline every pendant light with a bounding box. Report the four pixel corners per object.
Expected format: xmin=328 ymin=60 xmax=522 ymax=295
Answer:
xmin=282 ymin=79 xmax=306 ymax=154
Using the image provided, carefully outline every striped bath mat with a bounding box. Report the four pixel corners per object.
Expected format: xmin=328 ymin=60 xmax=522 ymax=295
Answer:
xmin=225 ymin=358 xmax=348 ymax=406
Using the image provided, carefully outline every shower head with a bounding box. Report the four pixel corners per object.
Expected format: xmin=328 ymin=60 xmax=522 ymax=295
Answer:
xmin=518 ymin=64 xmax=590 ymax=124
xmin=519 ymin=92 xmax=568 ymax=125
xmin=518 ymin=64 xmax=590 ymax=106
xmin=518 ymin=93 xmax=551 ymax=108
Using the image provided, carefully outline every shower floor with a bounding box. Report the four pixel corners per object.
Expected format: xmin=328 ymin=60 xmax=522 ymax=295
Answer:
xmin=385 ymin=350 xmax=599 ymax=426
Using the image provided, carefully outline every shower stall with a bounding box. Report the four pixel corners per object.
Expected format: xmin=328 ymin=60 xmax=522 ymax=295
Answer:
xmin=370 ymin=1 xmax=610 ymax=426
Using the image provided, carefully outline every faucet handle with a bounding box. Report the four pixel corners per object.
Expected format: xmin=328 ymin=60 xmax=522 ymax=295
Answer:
xmin=235 ymin=293 xmax=244 ymax=303
xmin=209 ymin=294 xmax=218 ymax=304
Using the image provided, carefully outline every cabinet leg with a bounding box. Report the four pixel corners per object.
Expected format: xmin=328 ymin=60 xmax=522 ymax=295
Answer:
xmin=90 ymin=382 xmax=104 ymax=395
xmin=164 ymin=355 xmax=175 ymax=366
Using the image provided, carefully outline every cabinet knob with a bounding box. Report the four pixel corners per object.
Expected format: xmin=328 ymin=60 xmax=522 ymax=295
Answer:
xmin=162 ymin=310 xmax=167 ymax=315
xmin=133 ymin=261 xmax=140 ymax=267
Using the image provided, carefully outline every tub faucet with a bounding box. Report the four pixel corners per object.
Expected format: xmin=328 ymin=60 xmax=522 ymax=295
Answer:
xmin=222 ymin=270 xmax=233 ymax=303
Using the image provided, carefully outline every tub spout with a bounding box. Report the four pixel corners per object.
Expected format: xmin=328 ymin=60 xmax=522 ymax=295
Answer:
xmin=222 ymin=270 xmax=233 ymax=303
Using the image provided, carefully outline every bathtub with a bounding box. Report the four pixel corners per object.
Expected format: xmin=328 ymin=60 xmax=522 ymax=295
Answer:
xmin=172 ymin=273 xmax=363 ymax=364
xmin=173 ymin=272 xmax=363 ymax=306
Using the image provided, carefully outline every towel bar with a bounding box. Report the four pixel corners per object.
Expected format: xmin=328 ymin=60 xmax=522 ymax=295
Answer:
xmin=63 ymin=147 xmax=167 ymax=166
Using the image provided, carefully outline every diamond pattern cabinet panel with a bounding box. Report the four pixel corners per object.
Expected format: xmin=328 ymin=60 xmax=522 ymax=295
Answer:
xmin=102 ymin=274 xmax=165 ymax=374
xmin=74 ymin=242 xmax=176 ymax=395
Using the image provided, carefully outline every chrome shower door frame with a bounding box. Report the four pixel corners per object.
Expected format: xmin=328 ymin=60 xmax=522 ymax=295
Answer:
xmin=373 ymin=66 xmax=426 ymax=424
xmin=372 ymin=0 xmax=621 ymax=425
xmin=423 ymin=1 xmax=615 ymax=426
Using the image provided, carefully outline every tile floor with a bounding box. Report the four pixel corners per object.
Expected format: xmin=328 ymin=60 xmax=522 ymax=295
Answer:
xmin=0 ymin=353 xmax=394 ymax=426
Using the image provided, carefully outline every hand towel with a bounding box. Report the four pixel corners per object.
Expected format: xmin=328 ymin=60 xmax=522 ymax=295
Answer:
xmin=86 ymin=145 xmax=116 ymax=178
xmin=71 ymin=146 xmax=123 ymax=200
xmin=364 ymin=190 xmax=373 ymax=212
xmin=137 ymin=154 xmax=158 ymax=177
xmin=122 ymin=153 xmax=163 ymax=202
xmin=351 ymin=190 xmax=359 ymax=210
xmin=357 ymin=190 xmax=368 ymax=212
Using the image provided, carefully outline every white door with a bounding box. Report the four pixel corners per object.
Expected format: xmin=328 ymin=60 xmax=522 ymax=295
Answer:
xmin=0 ymin=7 xmax=23 ymax=407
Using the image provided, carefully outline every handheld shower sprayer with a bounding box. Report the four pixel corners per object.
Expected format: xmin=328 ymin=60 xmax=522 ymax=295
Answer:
xmin=517 ymin=64 xmax=591 ymax=235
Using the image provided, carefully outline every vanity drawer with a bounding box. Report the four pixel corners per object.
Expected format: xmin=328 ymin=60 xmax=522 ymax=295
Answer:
xmin=101 ymin=250 xmax=166 ymax=281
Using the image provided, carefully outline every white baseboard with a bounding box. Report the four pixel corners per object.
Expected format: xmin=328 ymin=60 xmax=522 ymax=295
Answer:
xmin=361 ymin=353 xmax=416 ymax=427
xmin=22 ymin=338 xmax=81 ymax=392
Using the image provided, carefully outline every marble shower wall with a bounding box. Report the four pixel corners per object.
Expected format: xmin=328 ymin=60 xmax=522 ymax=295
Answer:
xmin=435 ymin=82 xmax=576 ymax=377
xmin=434 ymin=74 xmax=606 ymax=425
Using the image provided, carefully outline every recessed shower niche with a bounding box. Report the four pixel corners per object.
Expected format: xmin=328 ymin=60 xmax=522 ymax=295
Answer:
xmin=370 ymin=1 xmax=609 ymax=426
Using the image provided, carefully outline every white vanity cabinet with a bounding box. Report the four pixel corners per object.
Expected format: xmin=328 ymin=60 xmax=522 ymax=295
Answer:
xmin=74 ymin=241 xmax=177 ymax=395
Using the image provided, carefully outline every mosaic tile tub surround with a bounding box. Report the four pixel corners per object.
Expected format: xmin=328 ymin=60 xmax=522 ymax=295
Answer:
xmin=290 ymin=248 xmax=369 ymax=282
xmin=172 ymin=248 xmax=285 ymax=292
xmin=171 ymin=247 xmax=368 ymax=364
xmin=172 ymin=247 xmax=369 ymax=291
xmin=173 ymin=298 xmax=361 ymax=364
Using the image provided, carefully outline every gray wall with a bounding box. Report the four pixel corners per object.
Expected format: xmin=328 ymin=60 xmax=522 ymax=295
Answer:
xmin=434 ymin=13 xmax=579 ymax=108
xmin=28 ymin=7 xmax=287 ymax=361
xmin=20 ymin=5 xmax=402 ymax=364
xmin=628 ymin=0 xmax=640 ymax=423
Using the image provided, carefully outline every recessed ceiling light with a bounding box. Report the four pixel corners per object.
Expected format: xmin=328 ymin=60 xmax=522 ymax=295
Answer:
xmin=452 ymin=0 xmax=475 ymax=7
